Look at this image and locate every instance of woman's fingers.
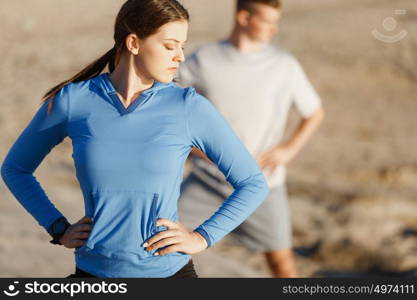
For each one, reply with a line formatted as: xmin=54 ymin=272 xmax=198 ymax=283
xmin=73 ymin=224 xmax=93 ymax=232
xmin=60 ymin=217 xmax=93 ymax=249
xmin=62 ymin=239 xmax=85 ymax=249
xmin=144 ymin=229 xmax=179 ymax=248
xmin=74 ymin=231 xmax=90 ymax=240
xmin=77 ymin=216 xmax=93 ymax=224
xmin=156 ymin=218 xmax=180 ymax=229
xmin=71 ymin=239 xmax=86 ymax=248
xmin=156 ymin=244 xmax=181 ymax=256
xmin=147 ymin=237 xmax=180 ymax=252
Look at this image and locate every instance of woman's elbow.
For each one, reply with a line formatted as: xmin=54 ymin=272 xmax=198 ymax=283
xmin=1 ymin=162 xmax=8 ymax=181
xmin=0 ymin=162 xmax=22 ymax=186
xmin=1 ymin=162 xmax=12 ymax=185
xmin=253 ymin=172 xmax=270 ymax=199
xmin=261 ymin=178 xmax=270 ymax=199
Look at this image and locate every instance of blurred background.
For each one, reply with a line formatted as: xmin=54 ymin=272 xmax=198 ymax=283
xmin=0 ymin=0 xmax=416 ymax=277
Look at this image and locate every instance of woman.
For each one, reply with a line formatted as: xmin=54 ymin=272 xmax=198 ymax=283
xmin=1 ymin=0 xmax=269 ymax=278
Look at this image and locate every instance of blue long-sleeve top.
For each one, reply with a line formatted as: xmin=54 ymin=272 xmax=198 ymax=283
xmin=1 ymin=73 xmax=269 ymax=278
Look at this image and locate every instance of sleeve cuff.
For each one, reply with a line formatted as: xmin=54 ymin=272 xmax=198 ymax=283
xmin=193 ymin=227 xmax=212 ymax=248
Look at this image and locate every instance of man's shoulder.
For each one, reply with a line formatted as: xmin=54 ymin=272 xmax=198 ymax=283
xmin=266 ymin=44 xmax=297 ymax=63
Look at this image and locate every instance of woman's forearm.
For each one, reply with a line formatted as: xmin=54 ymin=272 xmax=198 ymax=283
xmin=194 ymin=171 xmax=269 ymax=247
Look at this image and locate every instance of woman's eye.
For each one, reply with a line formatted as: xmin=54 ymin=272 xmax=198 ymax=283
xmin=165 ymin=45 xmax=175 ymax=50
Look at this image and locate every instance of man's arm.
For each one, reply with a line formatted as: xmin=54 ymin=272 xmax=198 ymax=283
xmin=257 ymin=53 xmax=325 ymax=174
xmin=282 ymin=106 xmax=324 ymax=157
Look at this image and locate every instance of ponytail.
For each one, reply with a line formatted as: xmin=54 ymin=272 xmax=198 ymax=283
xmin=41 ymin=45 xmax=117 ymax=115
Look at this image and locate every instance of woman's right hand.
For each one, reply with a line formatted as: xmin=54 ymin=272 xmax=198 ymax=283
xmin=59 ymin=216 xmax=93 ymax=249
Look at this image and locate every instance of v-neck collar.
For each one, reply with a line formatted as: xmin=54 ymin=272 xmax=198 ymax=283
xmin=99 ymin=72 xmax=166 ymax=116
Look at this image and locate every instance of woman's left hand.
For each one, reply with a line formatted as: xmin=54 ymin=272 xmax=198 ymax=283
xmin=143 ymin=219 xmax=208 ymax=256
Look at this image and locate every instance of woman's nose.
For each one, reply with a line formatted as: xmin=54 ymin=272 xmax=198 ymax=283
xmin=174 ymin=48 xmax=185 ymax=63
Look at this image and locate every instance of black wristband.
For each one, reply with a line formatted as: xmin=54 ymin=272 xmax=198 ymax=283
xmin=47 ymin=217 xmax=71 ymax=245
xmin=49 ymin=236 xmax=63 ymax=245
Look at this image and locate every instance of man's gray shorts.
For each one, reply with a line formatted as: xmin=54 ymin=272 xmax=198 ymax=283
xmin=178 ymin=171 xmax=292 ymax=252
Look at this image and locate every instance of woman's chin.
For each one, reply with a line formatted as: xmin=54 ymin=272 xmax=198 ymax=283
xmin=154 ymin=74 xmax=174 ymax=83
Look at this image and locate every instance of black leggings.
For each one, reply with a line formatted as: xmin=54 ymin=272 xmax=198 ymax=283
xmin=66 ymin=259 xmax=198 ymax=278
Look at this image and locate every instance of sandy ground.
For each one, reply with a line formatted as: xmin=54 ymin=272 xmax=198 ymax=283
xmin=0 ymin=0 xmax=416 ymax=277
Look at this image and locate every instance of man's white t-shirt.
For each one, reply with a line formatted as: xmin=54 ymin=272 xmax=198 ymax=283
xmin=177 ymin=40 xmax=322 ymax=188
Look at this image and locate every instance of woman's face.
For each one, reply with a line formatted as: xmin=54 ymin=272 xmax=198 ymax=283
xmin=133 ymin=20 xmax=188 ymax=83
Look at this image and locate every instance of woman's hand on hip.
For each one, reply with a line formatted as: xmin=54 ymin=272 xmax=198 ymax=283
xmin=59 ymin=216 xmax=93 ymax=249
xmin=144 ymin=219 xmax=208 ymax=256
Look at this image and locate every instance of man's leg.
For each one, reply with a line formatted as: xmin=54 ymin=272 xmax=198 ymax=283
xmin=265 ymin=248 xmax=298 ymax=278
xmin=232 ymin=184 xmax=298 ymax=277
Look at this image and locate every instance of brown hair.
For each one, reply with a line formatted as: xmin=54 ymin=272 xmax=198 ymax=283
xmin=42 ymin=0 xmax=189 ymax=114
xmin=237 ymin=0 xmax=282 ymax=12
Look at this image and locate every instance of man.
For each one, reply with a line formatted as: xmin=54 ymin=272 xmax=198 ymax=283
xmin=177 ymin=0 xmax=324 ymax=277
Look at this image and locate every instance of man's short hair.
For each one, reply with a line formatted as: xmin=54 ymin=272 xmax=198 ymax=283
xmin=237 ymin=0 xmax=282 ymax=12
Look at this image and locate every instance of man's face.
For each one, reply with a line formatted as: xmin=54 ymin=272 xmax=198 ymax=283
xmin=244 ymin=4 xmax=281 ymax=43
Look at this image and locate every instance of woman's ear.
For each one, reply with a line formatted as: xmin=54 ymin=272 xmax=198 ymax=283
xmin=236 ymin=10 xmax=251 ymax=27
xmin=125 ymin=33 xmax=140 ymax=55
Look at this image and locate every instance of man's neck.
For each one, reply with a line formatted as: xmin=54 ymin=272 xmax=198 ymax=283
xmin=227 ymin=27 xmax=267 ymax=54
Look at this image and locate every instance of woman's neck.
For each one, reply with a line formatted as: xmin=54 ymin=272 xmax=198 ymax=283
xmin=108 ymin=55 xmax=154 ymax=107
